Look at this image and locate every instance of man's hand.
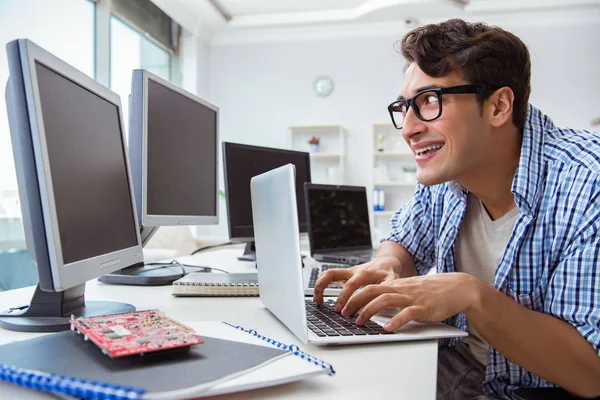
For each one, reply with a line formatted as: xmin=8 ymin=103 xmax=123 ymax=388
xmin=312 ymin=255 xmax=403 ymax=309
xmin=342 ymin=272 xmax=481 ymax=331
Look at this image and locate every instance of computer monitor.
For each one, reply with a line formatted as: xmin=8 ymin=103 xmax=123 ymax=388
xmin=0 ymin=39 xmax=143 ymax=332
xmin=222 ymin=142 xmax=311 ymax=261
xmin=99 ymin=70 xmax=219 ymax=286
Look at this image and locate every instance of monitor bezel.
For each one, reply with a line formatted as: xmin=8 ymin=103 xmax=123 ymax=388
xmin=222 ymin=141 xmax=311 ymax=242
xmin=304 ymin=182 xmax=373 ymax=255
xmin=15 ymin=39 xmax=143 ymax=291
xmin=136 ymin=69 xmax=219 ymax=227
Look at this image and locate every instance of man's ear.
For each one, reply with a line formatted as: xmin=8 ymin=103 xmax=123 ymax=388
xmin=487 ymin=87 xmax=514 ymax=128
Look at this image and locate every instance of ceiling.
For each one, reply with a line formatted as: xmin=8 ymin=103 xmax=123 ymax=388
xmin=214 ymin=0 xmax=370 ymax=17
xmin=150 ymin=0 xmax=600 ymax=45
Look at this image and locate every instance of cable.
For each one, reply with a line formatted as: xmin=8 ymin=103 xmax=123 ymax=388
xmin=142 ymin=260 xmax=187 ymax=275
xmin=190 ymin=241 xmax=235 ymax=255
xmin=142 ymin=260 xmax=231 ymax=275
xmin=191 ymin=266 xmax=231 ymax=274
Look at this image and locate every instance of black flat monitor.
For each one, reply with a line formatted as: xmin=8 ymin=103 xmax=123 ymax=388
xmin=222 ymin=142 xmax=311 ymax=261
xmin=99 ymin=69 xmax=219 ymax=286
xmin=304 ymin=183 xmax=372 ymax=256
xmin=0 ymin=39 xmax=143 ymax=332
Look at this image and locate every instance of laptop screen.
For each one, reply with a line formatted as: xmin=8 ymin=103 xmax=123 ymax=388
xmin=306 ymin=184 xmax=372 ymax=253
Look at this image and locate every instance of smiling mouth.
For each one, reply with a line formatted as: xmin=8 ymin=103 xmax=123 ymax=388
xmin=415 ymin=143 xmax=444 ymax=156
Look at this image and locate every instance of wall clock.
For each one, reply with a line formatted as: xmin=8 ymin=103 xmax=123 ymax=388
xmin=313 ymin=75 xmax=334 ymax=97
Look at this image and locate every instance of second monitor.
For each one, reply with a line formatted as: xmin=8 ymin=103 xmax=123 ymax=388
xmin=222 ymin=142 xmax=311 ymax=261
xmin=99 ymin=69 xmax=219 ymax=285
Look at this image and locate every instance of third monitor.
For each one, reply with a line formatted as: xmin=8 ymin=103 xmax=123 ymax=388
xmin=222 ymin=142 xmax=311 ymax=261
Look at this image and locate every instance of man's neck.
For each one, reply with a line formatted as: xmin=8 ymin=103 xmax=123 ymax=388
xmin=459 ymin=126 xmax=522 ymax=221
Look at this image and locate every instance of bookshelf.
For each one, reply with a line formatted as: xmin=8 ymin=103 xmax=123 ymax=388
xmin=289 ymin=125 xmax=346 ymax=184
xmin=371 ymin=123 xmax=417 ymax=243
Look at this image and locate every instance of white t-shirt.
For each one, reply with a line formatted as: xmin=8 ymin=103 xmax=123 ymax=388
xmin=454 ymin=193 xmax=520 ymax=366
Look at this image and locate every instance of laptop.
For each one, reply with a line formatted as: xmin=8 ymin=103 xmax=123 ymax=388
xmin=250 ymin=164 xmax=467 ymax=345
xmin=301 ymin=260 xmax=346 ymax=297
xmin=304 ymin=183 xmax=377 ymax=265
xmin=301 ymin=183 xmax=376 ymax=295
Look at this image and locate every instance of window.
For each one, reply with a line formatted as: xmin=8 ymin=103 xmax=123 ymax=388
xmin=110 ymin=16 xmax=172 ymax=138
xmin=0 ymin=0 xmax=179 ymax=291
xmin=0 ymin=0 xmax=95 ymax=291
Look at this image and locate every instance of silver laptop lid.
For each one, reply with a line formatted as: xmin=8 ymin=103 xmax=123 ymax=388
xmin=250 ymin=164 xmax=308 ymax=343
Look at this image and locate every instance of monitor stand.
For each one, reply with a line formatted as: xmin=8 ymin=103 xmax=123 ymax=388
xmin=97 ymin=262 xmax=185 ymax=286
xmin=237 ymin=241 xmax=256 ymax=262
xmin=0 ymin=283 xmax=135 ymax=332
xmin=97 ymin=226 xmax=186 ymax=286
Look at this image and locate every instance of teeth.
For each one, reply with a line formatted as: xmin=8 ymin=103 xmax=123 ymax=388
xmin=415 ymin=144 xmax=443 ymax=155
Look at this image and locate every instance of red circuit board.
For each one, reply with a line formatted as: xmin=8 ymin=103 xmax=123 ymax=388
xmin=70 ymin=309 xmax=203 ymax=358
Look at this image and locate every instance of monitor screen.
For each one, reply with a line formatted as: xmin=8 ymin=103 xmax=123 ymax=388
xmin=306 ymin=185 xmax=371 ymax=252
xmin=146 ymin=79 xmax=217 ymax=217
xmin=223 ymin=143 xmax=311 ymax=239
xmin=35 ymin=62 xmax=138 ymax=265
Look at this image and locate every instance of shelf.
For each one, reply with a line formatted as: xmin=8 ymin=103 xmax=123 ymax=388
xmin=372 ymin=123 xmax=414 ymax=235
xmin=373 ymin=151 xmax=413 ymax=157
xmin=290 ymin=124 xmax=346 ymax=184
xmin=290 ymin=125 xmax=344 ymax=133
xmin=374 ymin=181 xmax=416 ymax=187
xmin=373 ymin=123 xmax=395 ymax=129
xmin=309 ymin=152 xmax=343 ymax=159
xmin=373 ymin=211 xmax=396 ymax=217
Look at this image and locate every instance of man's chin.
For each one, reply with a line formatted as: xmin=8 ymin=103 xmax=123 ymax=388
xmin=416 ymin=170 xmax=451 ymax=186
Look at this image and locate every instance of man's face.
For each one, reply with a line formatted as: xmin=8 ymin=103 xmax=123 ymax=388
xmin=400 ymin=64 xmax=489 ymax=186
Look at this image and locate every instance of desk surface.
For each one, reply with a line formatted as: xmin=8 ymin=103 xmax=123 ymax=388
xmin=0 ymin=246 xmax=437 ymax=399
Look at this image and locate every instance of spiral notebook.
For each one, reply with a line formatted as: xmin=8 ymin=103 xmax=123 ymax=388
xmin=172 ymin=272 xmax=259 ymax=297
xmin=0 ymin=321 xmax=334 ymax=400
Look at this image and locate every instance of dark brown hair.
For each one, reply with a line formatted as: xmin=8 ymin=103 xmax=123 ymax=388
xmin=399 ymin=19 xmax=531 ymax=131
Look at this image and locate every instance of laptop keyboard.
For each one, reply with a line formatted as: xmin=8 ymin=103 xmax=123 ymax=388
xmin=305 ymin=299 xmax=392 ymax=337
xmin=307 ymin=264 xmax=351 ymax=289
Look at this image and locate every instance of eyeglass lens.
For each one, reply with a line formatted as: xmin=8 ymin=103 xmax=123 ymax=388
xmin=391 ymin=90 xmax=441 ymax=128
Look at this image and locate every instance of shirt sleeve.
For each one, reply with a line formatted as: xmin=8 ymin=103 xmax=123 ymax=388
xmin=382 ymin=183 xmax=436 ymax=275
xmin=546 ymin=230 xmax=600 ymax=356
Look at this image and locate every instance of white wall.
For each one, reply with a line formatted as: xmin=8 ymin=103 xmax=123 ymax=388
xmin=200 ymin=21 xmax=600 ymax=237
xmin=526 ymin=25 xmax=600 ymax=129
xmin=207 ymin=36 xmax=407 ymax=237
xmin=180 ymin=34 xmax=210 ymax=99
xmin=210 ymin=35 xmax=406 ymax=174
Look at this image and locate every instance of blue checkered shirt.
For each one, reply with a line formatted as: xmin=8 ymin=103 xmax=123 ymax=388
xmin=384 ymin=104 xmax=600 ymax=398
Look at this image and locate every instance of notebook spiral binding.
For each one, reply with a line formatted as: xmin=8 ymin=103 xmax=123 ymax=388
xmin=223 ymin=322 xmax=336 ymax=376
xmin=0 ymin=364 xmax=145 ymax=400
xmin=172 ymin=275 xmax=259 ymax=297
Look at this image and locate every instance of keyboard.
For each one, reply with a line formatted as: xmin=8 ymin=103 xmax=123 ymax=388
xmin=307 ymin=264 xmax=351 ymax=289
xmin=305 ymin=299 xmax=392 ymax=337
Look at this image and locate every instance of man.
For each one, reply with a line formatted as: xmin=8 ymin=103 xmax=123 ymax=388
xmin=313 ymin=19 xmax=600 ymax=399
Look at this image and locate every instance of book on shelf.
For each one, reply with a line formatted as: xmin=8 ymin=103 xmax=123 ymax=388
xmin=0 ymin=320 xmax=334 ymax=399
xmin=172 ymin=272 xmax=259 ymax=297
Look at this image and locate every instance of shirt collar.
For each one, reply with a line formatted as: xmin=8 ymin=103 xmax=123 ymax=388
xmin=511 ymin=104 xmax=555 ymax=217
xmin=448 ymin=180 xmax=467 ymax=202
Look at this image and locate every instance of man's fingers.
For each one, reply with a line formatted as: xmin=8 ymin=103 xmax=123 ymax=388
xmin=334 ymin=269 xmax=382 ymax=311
xmin=353 ymin=292 xmax=411 ymax=325
xmin=342 ymin=284 xmax=393 ymax=317
xmin=312 ymin=268 xmax=353 ymax=304
xmin=384 ymin=306 xmax=425 ymax=331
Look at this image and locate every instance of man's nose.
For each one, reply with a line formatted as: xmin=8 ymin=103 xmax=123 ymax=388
xmin=401 ymin=107 xmax=426 ymax=142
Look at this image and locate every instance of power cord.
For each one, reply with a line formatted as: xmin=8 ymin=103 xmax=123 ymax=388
xmin=143 ymin=260 xmax=231 ymax=275
xmin=190 ymin=241 xmax=236 ymax=255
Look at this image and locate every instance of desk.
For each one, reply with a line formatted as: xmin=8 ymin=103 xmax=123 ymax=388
xmin=0 ymin=246 xmax=438 ymax=399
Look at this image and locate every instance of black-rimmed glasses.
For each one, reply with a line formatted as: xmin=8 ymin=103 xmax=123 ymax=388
xmin=387 ymin=84 xmax=489 ymax=130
